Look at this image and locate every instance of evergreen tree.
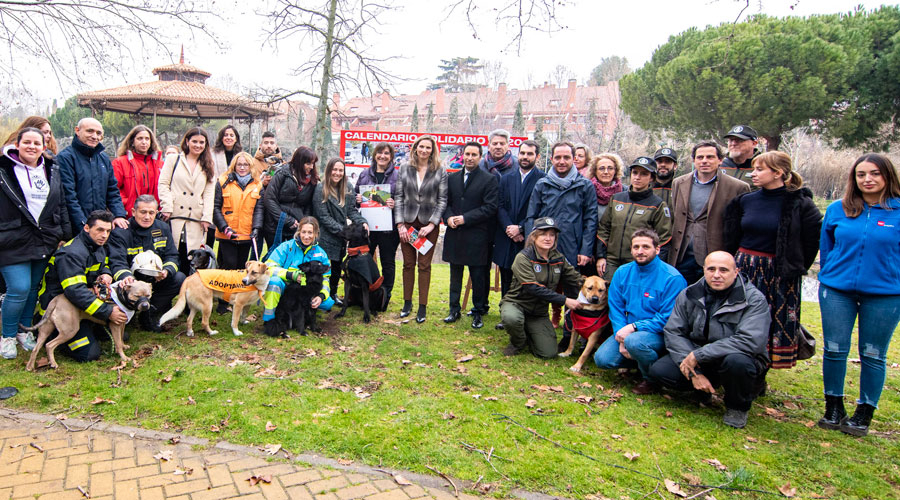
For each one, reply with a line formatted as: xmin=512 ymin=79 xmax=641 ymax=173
xmin=586 ymin=99 xmax=598 ymax=140
xmin=533 ymin=117 xmax=549 ymax=170
xmin=448 ymin=97 xmax=459 ymax=129
xmin=558 ymin=117 xmax=568 ymax=141
xmin=411 ymin=103 xmax=419 ymax=132
xmin=512 ymin=100 xmax=526 ymax=136
xmin=425 ymin=104 xmax=434 ymax=132
xmin=469 ymin=103 xmax=479 ymax=133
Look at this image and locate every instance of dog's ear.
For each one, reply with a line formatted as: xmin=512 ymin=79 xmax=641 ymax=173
xmin=245 ymin=260 xmax=252 ymax=271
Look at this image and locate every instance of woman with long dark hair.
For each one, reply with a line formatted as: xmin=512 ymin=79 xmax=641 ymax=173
xmin=0 ymin=128 xmax=71 ymax=359
xmin=816 ymin=153 xmax=900 ymax=437
xmin=213 ymin=125 xmax=243 ymax=178
xmin=724 ymin=151 xmax=821 ymax=370
xmin=158 ymin=127 xmax=216 ymax=272
xmin=262 ymin=145 xmax=319 ymax=250
xmin=393 ymin=135 xmax=447 ymax=323
xmin=355 ymin=143 xmax=400 ymax=308
xmin=112 ymin=125 xmax=163 ymax=217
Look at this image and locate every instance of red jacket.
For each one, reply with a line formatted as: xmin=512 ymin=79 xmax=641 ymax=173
xmin=112 ymin=151 xmax=163 ymax=216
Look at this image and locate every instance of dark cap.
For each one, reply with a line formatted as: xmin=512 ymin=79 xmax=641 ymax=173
xmin=532 ymin=217 xmax=560 ymax=232
xmin=723 ymin=125 xmax=758 ymax=141
xmin=653 ymin=148 xmax=677 ymax=162
xmin=629 ymin=156 xmax=657 ymax=175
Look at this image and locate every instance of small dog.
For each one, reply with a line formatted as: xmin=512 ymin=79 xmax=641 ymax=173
xmin=335 ymin=223 xmax=385 ymax=323
xmin=559 ymin=276 xmax=612 ymax=373
xmin=158 ymin=261 xmax=269 ymax=337
xmin=264 ymin=260 xmax=329 ymax=337
xmin=187 ymin=245 xmax=217 ymax=274
xmin=24 ymin=281 xmax=153 ymax=371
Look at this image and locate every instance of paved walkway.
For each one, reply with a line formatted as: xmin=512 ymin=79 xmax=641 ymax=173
xmin=0 ymin=409 xmax=553 ymax=500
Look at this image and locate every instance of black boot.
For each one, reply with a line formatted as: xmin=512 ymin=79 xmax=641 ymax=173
xmin=399 ymin=300 xmax=412 ymax=318
xmin=817 ymin=395 xmax=847 ymax=430
xmin=840 ymin=403 xmax=875 ymax=437
xmin=416 ymin=304 xmax=427 ymax=324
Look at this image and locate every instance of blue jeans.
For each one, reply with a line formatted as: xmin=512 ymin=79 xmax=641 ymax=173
xmin=0 ymin=259 xmax=49 ymax=338
xmin=819 ymin=284 xmax=900 ymax=408
xmin=594 ymin=330 xmax=666 ymax=379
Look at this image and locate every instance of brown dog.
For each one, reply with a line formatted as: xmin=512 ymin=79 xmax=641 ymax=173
xmin=24 ymin=281 xmax=153 ymax=371
xmin=158 ymin=261 xmax=269 ymax=337
xmin=559 ymin=276 xmax=612 ymax=373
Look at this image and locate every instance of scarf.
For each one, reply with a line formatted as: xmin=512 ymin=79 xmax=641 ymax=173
xmin=482 ymin=151 xmax=514 ymax=175
xmin=235 ymin=171 xmax=253 ymax=188
xmin=592 ymin=177 xmax=622 ymax=206
xmin=545 ymin=165 xmax=579 ymax=190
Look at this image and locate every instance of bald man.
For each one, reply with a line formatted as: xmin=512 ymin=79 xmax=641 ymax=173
xmin=649 ymin=251 xmax=771 ymax=429
xmin=57 ymin=117 xmax=128 ymax=230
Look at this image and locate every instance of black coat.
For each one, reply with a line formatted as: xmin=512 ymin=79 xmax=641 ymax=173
xmin=724 ymin=187 xmax=822 ymax=280
xmin=441 ymin=167 xmax=499 ymax=266
xmin=493 ymin=167 xmax=544 ymax=269
xmin=262 ymin=167 xmax=315 ymax=238
xmin=0 ymin=153 xmax=72 ymax=264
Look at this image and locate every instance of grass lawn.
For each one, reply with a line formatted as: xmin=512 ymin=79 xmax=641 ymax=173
xmin=1 ymin=264 xmax=897 ymax=499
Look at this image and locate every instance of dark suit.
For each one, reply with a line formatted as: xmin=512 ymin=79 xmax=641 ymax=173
xmin=442 ymin=167 xmax=499 ymax=315
xmin=493 ymin=167 xmax=544 ymax=294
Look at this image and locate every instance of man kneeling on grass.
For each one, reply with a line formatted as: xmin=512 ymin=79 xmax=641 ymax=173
xmin=648 ymin=251 xmax=770 ymax=429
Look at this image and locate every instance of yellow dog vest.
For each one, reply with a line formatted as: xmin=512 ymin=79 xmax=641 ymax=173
xmin=196 ymin=269 xmax=257 ymax=302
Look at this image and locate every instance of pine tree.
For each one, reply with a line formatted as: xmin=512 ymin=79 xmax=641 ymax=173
xmin=468 ymin=103 xmax=479 ymax=133
xmin=448 ymin=97 xmax=459 ymax=128
xmin=534 ymin=117 xmax=549 ymax=170
xmin=425 ymin=104 xmax=434 ymax=132
xmin=558 ymin=117 xmax=568 ymax=141
xmin=586 ymin=99 xmax=597 ymax=140
xmin=512 ymin=100 xmax=525 ymax=136
xmin=411 ymin=103 xmax=419 ymax=132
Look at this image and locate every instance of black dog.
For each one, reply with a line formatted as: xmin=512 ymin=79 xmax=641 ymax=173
xmin=264 ymin=260 xmax=329 ymax=337
xmin=335 ymin=223 xmax=386 ymax=323
xmin=187 ymin=244 xmax=217 ymax=274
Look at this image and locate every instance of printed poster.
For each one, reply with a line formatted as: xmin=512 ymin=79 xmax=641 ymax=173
xmin=358 ymin=184 xmax=392 ymax=231
xmin=406 ymin=226 xmax=433 ymax=255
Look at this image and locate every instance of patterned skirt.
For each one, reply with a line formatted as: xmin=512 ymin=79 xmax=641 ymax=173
xmin=736 ymin=249 xmax=802 ymax=369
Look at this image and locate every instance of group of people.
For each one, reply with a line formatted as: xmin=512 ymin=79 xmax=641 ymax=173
xmin=0 ymin=116 xmax=897 ymax=435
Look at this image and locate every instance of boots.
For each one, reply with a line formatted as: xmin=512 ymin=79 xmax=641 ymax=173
xmin=840 ymin=403 xmax=875 ymax=437
xmin=817 ymin=395 xmax=846 ymax=430
xmin=399 ymin=300 xmax=412 ymax=318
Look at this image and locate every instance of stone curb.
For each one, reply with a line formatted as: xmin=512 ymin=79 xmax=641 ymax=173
xmin=0 ymin=407 xmax=566 ymax=500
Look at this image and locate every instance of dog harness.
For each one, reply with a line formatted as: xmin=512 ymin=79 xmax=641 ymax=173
xmin=344 ymin=249 xmax=384 ymax=292
xmin=109 ymin=281 xmax=138 ymax=324
xmin=564 ymin=292 xmax=610 ymax=340
xmin=346 ymin=245 xmax=369 ymax=257
xmin=196 ymin=269 xmax=258 ymax=302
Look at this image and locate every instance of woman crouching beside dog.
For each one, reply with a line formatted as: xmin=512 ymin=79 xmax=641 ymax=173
xmin=262 ymin=217 xmax=334 ymax=328
xmin=499 ymin=217 xmax=583 ymax=358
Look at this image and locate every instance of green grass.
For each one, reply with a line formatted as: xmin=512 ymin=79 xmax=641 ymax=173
xmin=2 ymin=264 xmax=898 ymax=499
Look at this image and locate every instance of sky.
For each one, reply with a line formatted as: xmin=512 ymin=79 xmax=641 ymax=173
xmin=11 ymin=0 xmax=880 ymax=108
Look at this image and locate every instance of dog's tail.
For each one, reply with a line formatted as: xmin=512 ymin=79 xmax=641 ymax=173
xmin=19 ymin=299 xmax=56 ymax=332
xmin=158 ymin=282 xmax=189 ymax=326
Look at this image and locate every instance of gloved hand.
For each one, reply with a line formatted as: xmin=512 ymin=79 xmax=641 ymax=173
xmin=250 ymin=228 xmax=259 ymax=240
xmin=224 ymin=227 xmax=238 ymax=239
xmin=286 ymin=271 xmax=304 ymax=283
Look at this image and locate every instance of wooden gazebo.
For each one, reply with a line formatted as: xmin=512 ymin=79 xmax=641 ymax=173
xmin=76 ymin=49 xmax=279 ymax=134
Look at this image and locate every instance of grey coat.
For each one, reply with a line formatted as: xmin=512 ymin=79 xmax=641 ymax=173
xmin=312 ymin=183 xmax=366 ymax=261
xmin=393 ymin=163 xmax=448 ymax=226
xmin=663 ymin=275 xmax=771 ymax=367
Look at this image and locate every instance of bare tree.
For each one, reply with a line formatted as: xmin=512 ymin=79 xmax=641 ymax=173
xmin=548 ymin=64 xmax=575 ymax=88
xmin=443 ymin=0 xmax=569 ymax=54
xmin=0 ymin=0 xmax=221 ymax=95
xmin=480 ymin=59 xmax=509 ymax=89
xmin=262 ymin=0 xmax=400 ymax=160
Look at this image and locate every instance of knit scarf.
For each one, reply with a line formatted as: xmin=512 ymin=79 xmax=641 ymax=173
xmin=545 ymin=165 xmax=579 ymax=190
xmin=483 ymin=151 xmax=514 ymax=176
xmin=592 ymin=177 xmax=623 ymax=206
xmin=235 ymin=172 xmax=252 ymax=188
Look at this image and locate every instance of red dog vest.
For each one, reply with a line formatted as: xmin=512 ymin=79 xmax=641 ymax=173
xmin=565 ymin=308 xmax=611 ymax=340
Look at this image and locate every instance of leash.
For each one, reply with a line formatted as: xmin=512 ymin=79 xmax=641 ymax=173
xmin=251 ymin=237 xmax=260 ymax=261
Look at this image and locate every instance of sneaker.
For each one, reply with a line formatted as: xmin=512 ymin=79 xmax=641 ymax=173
xmin=16 ymin=330 xmax=36 ymax=351
xmin=0 ymin=337 xmax=17 ymax=360
xmin=723 ymin=409 xmax=749 ymax=429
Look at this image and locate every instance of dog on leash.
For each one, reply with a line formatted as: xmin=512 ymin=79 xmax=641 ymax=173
xmin=559 ymin=276 xmax=612 ymax=373
xmin=24 ymin=281 xmax=153 ymax=371
xmin=187 ymin=245 xmax=217 ymax=274
xmin=335 ymin=223 xmax=385 ymax=323
xmin=158 ymin=261 xmax=269 ymax=337
xmin=264 ymin=260 xmax=329 ymax=337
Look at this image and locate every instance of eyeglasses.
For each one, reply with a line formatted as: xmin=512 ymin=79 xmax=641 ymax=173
xmin=236 ymin=163 xmax=252 ymax=168
xmin=596 ymin=166 xmax=616 ymax=172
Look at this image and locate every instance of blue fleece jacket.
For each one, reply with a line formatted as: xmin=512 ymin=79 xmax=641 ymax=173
xmin=608 ymin=255 xmax=687 ymax=334
xmin=818 ymin=198 xmax=900 ymax=295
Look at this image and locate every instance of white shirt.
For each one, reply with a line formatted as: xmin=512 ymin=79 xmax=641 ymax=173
xmin=13 ymin=163 xmax=49 ymax=223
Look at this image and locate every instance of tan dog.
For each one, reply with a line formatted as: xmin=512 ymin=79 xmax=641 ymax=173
xmin=24 ymin=281 xmax=153 ymax=371
xmin=158 ymin=261 xmax=269 ymax=337
xmin=559 ymin=276 xmax=612 ymax=373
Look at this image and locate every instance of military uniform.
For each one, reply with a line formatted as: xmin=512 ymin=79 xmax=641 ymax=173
xmin=720 ymin=125 xmax=761 ymax=190
xmin=651 ymin=147 xmax=678 ymax=208
xmin=596 ymin=188 xmax=672 ymax=279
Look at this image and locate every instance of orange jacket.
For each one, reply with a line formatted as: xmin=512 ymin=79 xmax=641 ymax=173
xmin=213 ymin=173 xmax=263 ymax=241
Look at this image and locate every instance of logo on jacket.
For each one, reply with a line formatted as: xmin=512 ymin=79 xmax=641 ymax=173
xmin=615 ymin=204 xmax=624 ymax=211
xmin=664 ymin=207 xmax=671 ymax=217
xmin=644 ymin=292 xmax=651 ymax=298
xmin=534 ymin=264 xmax=542 ymax=272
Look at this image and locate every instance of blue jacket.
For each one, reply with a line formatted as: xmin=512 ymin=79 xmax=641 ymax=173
xmin=493 ymin=167 xmax=544 ymax=268
xmin=819 ymin=198 xmax=900 ymax=295
xmin=264 ymin=238 xmax=332 ymax=300
xmin=525 ymin=172 xmax=598 ymax=266
xmin=56 ymin=136 xmax=127 ymax=229
xmin=608 ymin=256 xmax=687 ymax=335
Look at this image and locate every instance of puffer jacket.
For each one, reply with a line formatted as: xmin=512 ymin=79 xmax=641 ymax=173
xmin=596 ymin=188 xmax=672 ymax=265
xmin=265 ymin=238 xmax=331 ymax=301
xmin=525 ymin=171 xmax=598 ymax=266
xmin=56 ymin=135 xmax=127 ymax=229
xmin=607 ymin=256 xmax=686 ymax=335
xmin=663 ymin=275 xmax=771 ymax=367
xmin=0 ymin=148 xmax=72 ymax=264
xmin=38 ymin=230 xmax=113 ymax=320
xmin=213 ymin=173 xmax=264 ymax=241
xmin=500 ymin=246 xmax=583 ymax=316
xmin=112 ymin=151 xmax=163 ymax=217
xmin=723 ymin=187 xmax=822 ymax=280
xmin=263 ymin=167 xmax=315 ymax=239
xmin=312 ymin=183 xmax=366 ymax=261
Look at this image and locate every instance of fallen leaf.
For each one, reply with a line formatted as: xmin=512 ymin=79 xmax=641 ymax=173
xmin=56 ymin=414 xmax=68 ymax=421
xmin=393 ymin=474 xmax=413 ymax=486
xmin=338 ymin=458 xmax=353 ymax=465
xmin=456 ymin=354 xmax=474 ymax=363
xmin=664 ymin=479 xmax=687 ymax=498
xmin=265 ymin=421 xmax=277 ymax=432
xmin=186 ymin=396 xmax=196 ymax=405
xmin=549 ymin=385 xmax=564 ymax=392
xmin=153 ymin=450 xmax=173 ymax=461
xmin=441 ymin=411 xmax=456 ymax=420
xmin=401 ymin=359 xmax=412 ymax=365
xmin=247 ymin=474 xmax=272 ymax=486
xmin=263 ymin=444 xmax=282 ymax=455
xmin=764 ymin=407 xmax=785 ymax=418
xmin=804 ymin=420 xmax=816 ymax=428
xmin=210 ymin=425 xmax=220 ymax=432
xmin=681 ymin=473 xmax=701 ymax=485
xmin=580 ymin=381 xmax=593 ymax=388
xmin=484 ymin=396 xmax=498 ymax=401
xmin=819 ymin=442 xmax=832 ymax=448
xmin=90 ymin=397 xmax=115 ymax=405
xmin=37 ymin=382 xmax=49 ymax=388
xmin=778 ymin=482 xmax=797 ymax=497
xmin=665 ymin=411 xmax=673 ymax=418
xmin=161 ymin=375 xmax=172 ymax=383
xmin=783 ymin=401 xmax=800 ymax=410
xmin=574 ymin=395 xmax=593 ymax=404
xmin=704 ymin=496 xmax=718 ymax=500
xmin=746 ymin=436 xmax=758 ymax=443
xmin=623 ymin=452 xmax=639 ymax=461
xmin=174 ymin=467 xmax=193 ymax=475
xmin=610 ymin=434 xmax=622 ymax=440
xmin=169 ymin=437 xmax=180 ymax=445
xmin=766 ymin=439 xmax=779 ymax=444
xmin=702 ymin=458 xmax=727 ymax=471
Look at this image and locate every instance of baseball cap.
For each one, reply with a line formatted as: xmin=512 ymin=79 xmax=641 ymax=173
xmin=723 ymin=125 xmax=758 ymax=141
xmin=653 ymin=148 xmax=677 ymax=162
xmin=629 ymin=156 xmax=658 ymax=175
xmin=532 ymin=217 xmax=560 ymax=232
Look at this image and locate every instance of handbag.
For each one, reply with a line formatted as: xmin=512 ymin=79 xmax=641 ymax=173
xmin=797 ymin=325 xmax=816 ymax=360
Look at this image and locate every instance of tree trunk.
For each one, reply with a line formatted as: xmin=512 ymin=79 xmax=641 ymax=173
xmin=764 ymin=135 xmax=782 ymax=151
xmin=311 ymin=0 xmax=338 ymax=166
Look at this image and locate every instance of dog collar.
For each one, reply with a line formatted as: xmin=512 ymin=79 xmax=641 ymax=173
xmin=347 ymin=245 xmax=370 ymax=257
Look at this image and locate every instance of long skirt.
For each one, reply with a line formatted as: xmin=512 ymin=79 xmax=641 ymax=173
xmin=736 ymin=249 xmax=802 ymax=369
